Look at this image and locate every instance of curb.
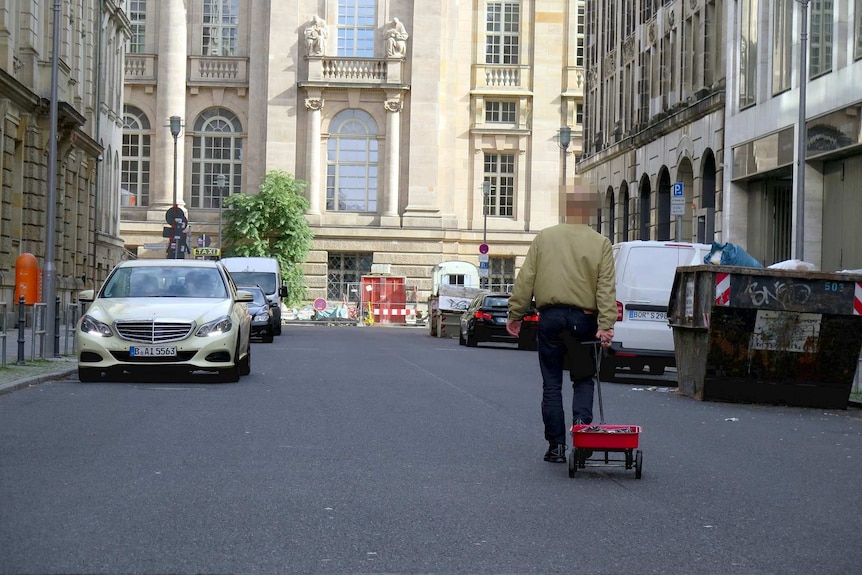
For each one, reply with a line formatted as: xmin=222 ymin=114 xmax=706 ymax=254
xmin=0 ymin=366 xmax=78 ymax=396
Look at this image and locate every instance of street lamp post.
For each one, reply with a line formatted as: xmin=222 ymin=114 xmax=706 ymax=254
xmin=169 ymin=115 xmax=183 ymax=258
xmin=216 ymin=173 xmax=227 ymax=252
xmin=558 ymin=125 xmax=572 ymax=201
xmin=795 ymin=0 xmax=809 ymax=261
xmin=481 ymin=181 xmax=491 ymax=289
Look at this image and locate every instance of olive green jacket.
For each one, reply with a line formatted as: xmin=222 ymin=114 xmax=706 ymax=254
xmin=508 ymin=223 xmax=617 ymax=330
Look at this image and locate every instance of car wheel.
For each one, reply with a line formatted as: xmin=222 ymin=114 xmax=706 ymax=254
xmin=239 ymin=340 xmax=252 ymax=376
xmin=78 ymin=367 xmax=100 ymax=382
xmin=465 ymin=332 xmax=477 ymax=347
xmin=459 ymin=330 xmax=466 ymax=345
xmin=274 ymin=318 xmax=282 ymax=336
xmin=263 ymin=332 xmax=274 ymax=343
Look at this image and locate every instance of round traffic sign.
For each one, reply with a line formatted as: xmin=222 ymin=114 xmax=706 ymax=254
xmin=479 ymin=243 xmax=489 ymax=254
xmin=165 ymin=206 xmax=185 ymax=224
xmin=313 ymin=298 xmax=327 ymax=311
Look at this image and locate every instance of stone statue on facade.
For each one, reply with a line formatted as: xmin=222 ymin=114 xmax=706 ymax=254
xmin=304 ymin=15 xmax=328 ymax=56
xmin=383 ymin=17 xmax=409 ymax=58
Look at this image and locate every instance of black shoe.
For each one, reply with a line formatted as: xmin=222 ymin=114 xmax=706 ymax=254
xmin=543 ymin=442 xmax=567 ymax=463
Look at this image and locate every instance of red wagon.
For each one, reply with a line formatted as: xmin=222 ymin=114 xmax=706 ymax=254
xmin=567 ymin=342 xmax=643 ymax=479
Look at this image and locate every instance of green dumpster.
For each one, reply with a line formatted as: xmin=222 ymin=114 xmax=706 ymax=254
xmin=667 ymin=265 xmax=862 ymax=408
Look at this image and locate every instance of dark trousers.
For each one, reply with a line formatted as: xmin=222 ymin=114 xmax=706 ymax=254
xmin=536 ymin=306 xmax=599 ymax=445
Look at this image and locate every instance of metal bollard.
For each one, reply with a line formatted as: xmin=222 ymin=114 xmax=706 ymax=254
xmin=17 ymin=295 xmax=25 ymax=365
xmin=54 ymin=296 xmax=61 ymax=358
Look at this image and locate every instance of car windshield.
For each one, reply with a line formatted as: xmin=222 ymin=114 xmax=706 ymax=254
xmin=100 ymin=266 xmax=227 ymax=299
xmin=228 ymin=272 xmax=276 ymax=294
xmin=239 ymin=286 xmax=267 ymax=305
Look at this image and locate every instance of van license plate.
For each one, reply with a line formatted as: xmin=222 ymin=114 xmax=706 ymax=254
xmin=130 ymin=346 xmax=177 ymax=357
xmin=628 ymin=310 xmax=666 ymax=321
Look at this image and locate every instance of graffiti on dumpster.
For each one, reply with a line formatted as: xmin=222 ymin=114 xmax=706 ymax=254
xmin=731 ymin=276 xmax=856 ymax=314
xmin=442 ymin=297 xmax=471 ymax=311
xmin=750 ymin=310 xmax=821 ymax=353
xmin=742 ymin=279 xmax=812 ymax=309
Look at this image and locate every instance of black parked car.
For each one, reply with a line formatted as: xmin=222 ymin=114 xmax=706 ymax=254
xmin=238 ymin=285 xmax=276 ymax=343
xmin=458 ymin=292 xmax=538 ymax=351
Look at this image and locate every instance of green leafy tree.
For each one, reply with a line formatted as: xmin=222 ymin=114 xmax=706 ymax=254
xmin=222 ymin=170 xmax=313 ymax=306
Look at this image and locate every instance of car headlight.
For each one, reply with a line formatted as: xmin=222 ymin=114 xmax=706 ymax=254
xmin=254 ymin=312 xmax=270 ymax=322
xmin=196 ymin=316 xmax=233 ymax=337
xmin=80 ymin=315 xmax=113 ymax=337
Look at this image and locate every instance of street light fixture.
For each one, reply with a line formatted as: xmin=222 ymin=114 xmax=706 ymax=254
xmin=216 ymin=173 xmax=227 ymax=252
xmin=169 ymin=115 xmax=184 ymax=258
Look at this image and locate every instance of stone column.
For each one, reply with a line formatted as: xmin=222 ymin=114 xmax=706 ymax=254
xmin=304 ymin=97 xmax=324 ymax=214
xmin=152 ymin=0 xmax=187 ymax=213
xmin=383 ymin=98 xmax=402 ymax=221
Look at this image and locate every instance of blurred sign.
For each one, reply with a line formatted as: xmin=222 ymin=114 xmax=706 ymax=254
xmin=479 ymin=243 xmax=489 ymax=254
xmin=313 ymin=298 xmax=327 ymax=311
xmin=193 ymin=247 xmax=220 ymax=257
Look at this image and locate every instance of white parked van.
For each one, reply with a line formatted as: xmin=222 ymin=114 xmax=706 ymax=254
xmin=603 ymin=240 xmax=712 ymax=382
xmin=221 ymin=257 xmax=288 ymax=335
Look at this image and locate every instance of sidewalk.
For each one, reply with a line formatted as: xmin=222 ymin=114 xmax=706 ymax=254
xmin=0 ymin=325 xmax=78 ymax=396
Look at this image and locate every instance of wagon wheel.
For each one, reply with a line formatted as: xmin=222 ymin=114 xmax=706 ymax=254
xmin=567 ymin=449 xmax=576 ymax=478
xmin=635 ymin=449 xmax=643 ymax=479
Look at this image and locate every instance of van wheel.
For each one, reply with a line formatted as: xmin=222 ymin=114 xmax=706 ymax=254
xmin=599 ymin=357 xmax=619 ymax=382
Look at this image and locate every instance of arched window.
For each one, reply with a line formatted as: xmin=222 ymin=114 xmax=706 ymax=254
xmin=121 ymin=106 xmax=151 ymax=207
xmin=191 ymin=108 xmax=243 ymax=209
xmin=326 ymin=109 xmax=379 ymax=212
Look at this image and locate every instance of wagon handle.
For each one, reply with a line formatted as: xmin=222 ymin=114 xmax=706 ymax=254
xmin=582 ymin=340 xmax=606 ymax=425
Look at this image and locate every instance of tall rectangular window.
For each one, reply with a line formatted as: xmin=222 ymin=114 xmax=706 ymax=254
xmin=202 ymin=0 xmax=239 ymax=56
xmin=576 ymin=3 xmax=585 ymax=67
xmin=772 ymin=0 xmax=793 ymax=94
xmin=485 ymin=101 xmax=516 ymax=123
xmin=127 ymin=0 xmax=147 ymax=54
xmin=739 ymin=0 xmax=758 ymax=108
xmin=483 ymin=154 xmax=515 ymax=217
xmin=576 ymin=103 xmax=584 ymax=125
xmin=810 ymin=0 xmax=833 ymax=77
xmin=856 ymin=0 xmax=862 ymax=59
xmin=486 ymin=2 xmax=520 ymax=65
xmin=327 ymin=253 xmax=372 ymax=300
xmin=489 ymin=257 xmax=515 ymax=291
xmin=338 ymin=0 xmax=375 ymax=57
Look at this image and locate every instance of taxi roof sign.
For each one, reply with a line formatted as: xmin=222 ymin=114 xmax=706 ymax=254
xmin=193 ymin=247 xmax=221 ymax=258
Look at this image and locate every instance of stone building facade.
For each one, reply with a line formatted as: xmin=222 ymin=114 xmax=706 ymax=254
xmin=0 ymin=1 xmax=129 ymax=318
xmin=577 ymin=0 xmax=862 ymax=272
xmin=120 ymin=0 xmax=587 ymax=302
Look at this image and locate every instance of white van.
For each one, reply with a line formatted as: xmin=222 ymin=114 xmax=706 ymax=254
xmin=221 ymin=257 xmax=288 ymax=335
xmin=603 ymin=240 xmax=712 ymax=381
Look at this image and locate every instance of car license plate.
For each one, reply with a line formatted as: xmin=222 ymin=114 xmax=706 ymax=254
xmin=628 ymin=310 xmax=666 ymax=321
xmin=129 ymin=346 xmax=177 ymax=357
xmin=496 ymin=317 xmax=508 ymax=324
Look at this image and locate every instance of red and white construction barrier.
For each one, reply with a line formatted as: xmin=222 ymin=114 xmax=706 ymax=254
xmin=715 ymin=272 xmax=730 ymax=306
xmin=854 ymin=282 xmax=862 ymax=315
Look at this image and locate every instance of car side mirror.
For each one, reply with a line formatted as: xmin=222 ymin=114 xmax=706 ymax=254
xmin=235 ymin=289 xmax=254 ymax=303
xmin=79 ymin=289 xmax=95 ymax=302
xmin=279 ymin=285 xmax=288 ymax=298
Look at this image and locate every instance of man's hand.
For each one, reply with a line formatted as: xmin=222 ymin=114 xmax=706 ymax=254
xmin=506 ymin=318 xmax=522 ymax=337
xmin=596 ymin=328 xmax=614 ymax=347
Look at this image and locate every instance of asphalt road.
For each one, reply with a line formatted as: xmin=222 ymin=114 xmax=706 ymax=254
xmin=1 ymin=325 xmax=861 ymax=575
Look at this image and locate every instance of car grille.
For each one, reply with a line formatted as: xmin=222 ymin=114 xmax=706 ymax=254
xmin=115 ymin=321 xmax=194 ymax=343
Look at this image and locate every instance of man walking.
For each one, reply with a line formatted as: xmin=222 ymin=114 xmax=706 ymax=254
xmin=507 ymin=195 xmax=616 ymax=463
